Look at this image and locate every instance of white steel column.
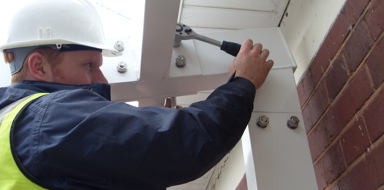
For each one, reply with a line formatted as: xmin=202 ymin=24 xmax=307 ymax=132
xmin=242 ymin=68 xmax=317 ymax=190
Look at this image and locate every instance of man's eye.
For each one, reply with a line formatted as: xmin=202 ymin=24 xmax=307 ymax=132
xmin=85 ymin=63 xmax=92 ymax=69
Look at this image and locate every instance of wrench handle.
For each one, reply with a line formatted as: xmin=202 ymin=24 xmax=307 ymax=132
xmin=221 ymin=41 xmax=241 ymax=57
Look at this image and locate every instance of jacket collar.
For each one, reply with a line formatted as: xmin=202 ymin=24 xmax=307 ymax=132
xmin=10 ymin=80 xmax=111 ymax=100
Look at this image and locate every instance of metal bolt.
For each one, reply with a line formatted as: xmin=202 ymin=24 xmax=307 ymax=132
xmin=257 ymin=115 xmax=269 ymax=128
xmin=117 ymin=61 xmax=127 ymax=73
xmin=114 ymin=40 xmax=124 ymax=52
xmin=287 ymin=116 xmax=300 ymax=129
xmin=176 ymin=55 xmax=186 ymax=67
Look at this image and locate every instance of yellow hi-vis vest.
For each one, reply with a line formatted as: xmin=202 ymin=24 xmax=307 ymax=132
xmin=0 ymin=93 xmax=48 ymax=190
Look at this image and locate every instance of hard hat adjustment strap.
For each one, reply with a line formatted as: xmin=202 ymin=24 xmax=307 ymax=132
xmin=57 ymin=44 xmax=102 ymax=52
xmin=6 ymin=44 xmax=101 ymax=75
xmin=6 ymin=47 xmax=37 ymax=75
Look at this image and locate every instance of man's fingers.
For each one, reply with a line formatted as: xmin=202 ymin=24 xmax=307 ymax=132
xmin=239 ymin=39 xmax=254 ymax=54
xmin=239 ymin=40 xmax=269 ymax=58
xmin=251 ymin=43 xmax=263 ymax=53
xmin=266 ymin=59 xmax=274 ymax=69
xmin=164 ymin=97 xmax=171 ymax=108
xmin=164 ymin=97 xmax=183 ymax=109
xmin=259 ymin=49 xmax=270 ymax=60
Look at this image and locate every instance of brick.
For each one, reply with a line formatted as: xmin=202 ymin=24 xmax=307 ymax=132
xmin=308 ymin=82 xmax=329 ymax=124
xmin=236 ymin=174 xmax=247 ymax=190
xmin=331 ymin=184 xmax=341 ymax=190
xmin=338 ymin=139 xmax=384 ymax=190
xmin=366 ymin=36 xmax=384 ymax=88
xmin=343 ymin=22 xmax=373 ymax=73
xmin=297 ymin=80 xmax=306 ymax=108
xmin=308 ymin=119 xmax=330 ymax=161
xmin=314 ymin=162 xmax=327 ymax=190
xmin=327 ymin=66 xmax=373 ymax=140
xmin=340 ymin=118 xmax=370 ymax=165
xmin=325 ymin=55 xmax=349 ymax=102
xmin=297 ymin=70 xmax=315 ymax=107
xmin=323 ymin=13 xmax=351 ymax=60
xmin=343 ymin=0 xmax=370 ymax=27
xmin=310 ymin=45 xmax=331 ymax=85
xmin=302 ymin=105 xmax=313 ymax=134
xmin=325 ymin=115 xmax=346 ymax=141
xmin=365 ymin=0 xmax=384 ymax=40
xmin=319 ymin=144 xmax=346 ymax=184
xmin=363 ymin=87 xmax=384 ymax=142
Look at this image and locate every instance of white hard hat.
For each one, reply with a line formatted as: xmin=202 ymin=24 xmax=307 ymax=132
xmin=0 ymin=0 xmax=119 ymax=56
xmin=1 ymin=0 xmax=121 ymax=74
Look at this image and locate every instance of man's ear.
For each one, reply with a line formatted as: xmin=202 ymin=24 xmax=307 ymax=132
xmin=27 ymin=52 xmax=52 ymax=81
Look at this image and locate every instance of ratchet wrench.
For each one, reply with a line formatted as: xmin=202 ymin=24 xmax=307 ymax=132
xmin=174 ymin=23 xmax=242 ymax=57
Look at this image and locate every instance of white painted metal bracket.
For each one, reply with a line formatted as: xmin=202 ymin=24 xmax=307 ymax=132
xmin=109 ymin=27 xmax=299 ymax=106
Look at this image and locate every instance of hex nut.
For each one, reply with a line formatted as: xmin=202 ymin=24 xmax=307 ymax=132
xmin=257 ymin=115 xmax=269 ymax=128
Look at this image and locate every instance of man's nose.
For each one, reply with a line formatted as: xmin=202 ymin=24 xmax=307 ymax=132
xmin=93 ymin=69 xmax=109 ymax=84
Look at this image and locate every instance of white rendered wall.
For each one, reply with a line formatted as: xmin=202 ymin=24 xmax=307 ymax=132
xmin=205 ymin=141 xmax=245 ymax=190
xmin=279 ymin=0 xmax=346 ymax=83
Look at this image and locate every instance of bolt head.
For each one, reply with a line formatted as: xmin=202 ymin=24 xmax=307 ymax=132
xmin=287 ymin=116 xmax=300 ymax=129
xmin=257 ymin=115 xmax=269 ymax=128
xmin=176 ymin=55 xmax=186 ymax=67
xmin=117 ymin=61 xmax=128 ymax=73
xmin=114 ymin=41 xmax=125 ymax=52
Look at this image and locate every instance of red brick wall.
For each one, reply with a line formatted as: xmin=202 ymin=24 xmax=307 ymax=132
xmin=297 ymin=0 xmax=384 ymax=189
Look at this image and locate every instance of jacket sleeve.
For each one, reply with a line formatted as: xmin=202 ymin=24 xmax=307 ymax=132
xmin=21 ymin=77 xmax=256 ymax=189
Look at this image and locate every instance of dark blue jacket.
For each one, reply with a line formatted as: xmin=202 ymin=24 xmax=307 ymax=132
xmin=0 ymin=77 xmax=255 ymax=190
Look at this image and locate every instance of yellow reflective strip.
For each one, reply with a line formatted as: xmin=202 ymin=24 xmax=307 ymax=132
xmin=0 ymin=93 xmax=49 ymax=190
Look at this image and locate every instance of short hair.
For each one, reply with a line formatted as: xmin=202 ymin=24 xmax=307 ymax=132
xmin=3 ymin=47 xmax=63 ymax=84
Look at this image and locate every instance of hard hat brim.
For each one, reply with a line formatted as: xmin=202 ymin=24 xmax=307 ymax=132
xmin=0 ymin=39 xmax=121 ymax=57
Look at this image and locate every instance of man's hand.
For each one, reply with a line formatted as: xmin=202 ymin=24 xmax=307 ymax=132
xmin=164 ymin=97 xmax=183 ymax=109
xmin=229 ymin=39 xmax=274 ymax=89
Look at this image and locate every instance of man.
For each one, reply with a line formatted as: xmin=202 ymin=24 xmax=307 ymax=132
xmin=0 ymin=0 xmax=273 ymax=189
